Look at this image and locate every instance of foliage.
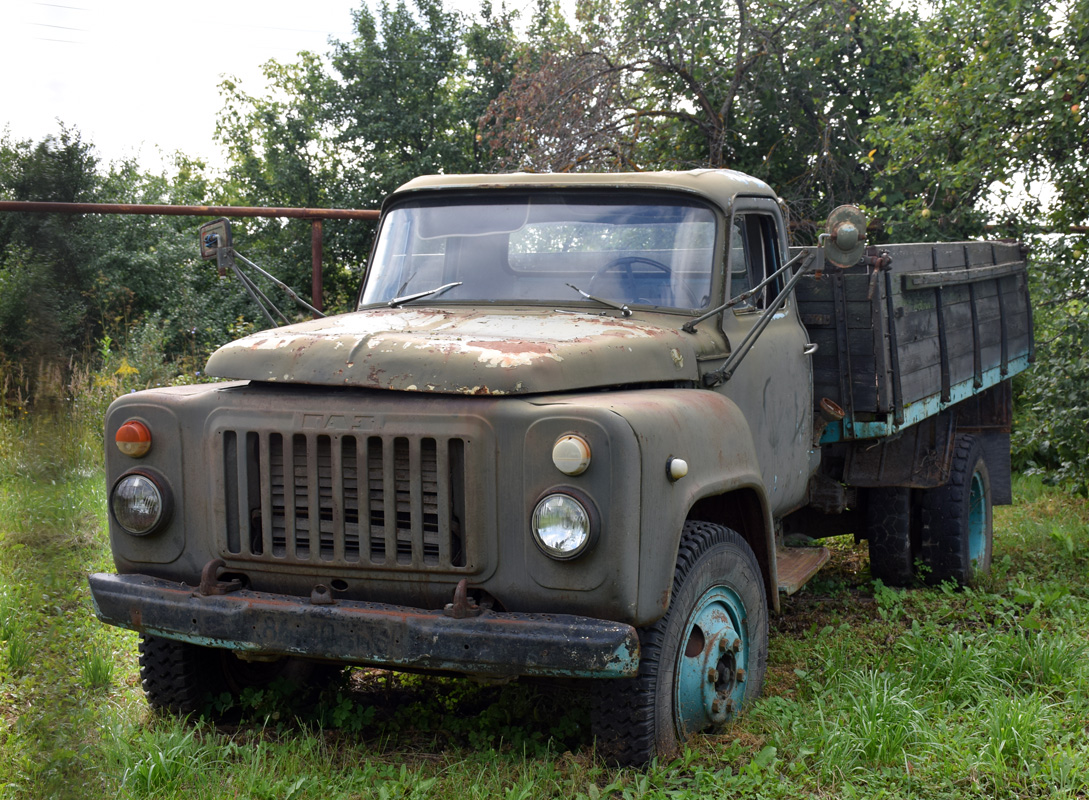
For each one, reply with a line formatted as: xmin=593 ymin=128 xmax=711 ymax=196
xmin=330 ymin=0 xmax=482 ymax=194
xmin=864 ymin=0 xmax=1088 ymax=241
xmin=0 ymin=128 xmax=103 ymax=372
xmin=214 ymin=0 xmax=520 ymax=308
xmin=0 ymin=130 xmax=249 ymax=409
xmin=481 ymin=0 xmax=924 ymax=236
xmin=862 ymin=0 xmax=1089 ymax=491
xmin=1014 ymin=241 xmax=1089 ymax=495
xmin=215 ymin=53 xmax=356 ymax=304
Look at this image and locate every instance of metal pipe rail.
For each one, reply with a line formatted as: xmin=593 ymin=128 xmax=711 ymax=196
xmin=0 ymin=200 xmax=381 ymax=313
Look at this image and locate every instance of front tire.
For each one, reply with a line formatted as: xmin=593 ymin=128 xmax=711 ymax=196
xmin=918 ymin=434 xmax=993 ymax=586
xmin=139 ymin=635 xmax=325 ymax=714
xmin=591 ymin=521 xmax=769 ymax=766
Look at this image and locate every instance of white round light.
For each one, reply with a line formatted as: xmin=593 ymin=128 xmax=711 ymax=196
xmin=532 ymin=494 xmax=592 ymax=559
xmin=111 ymin=474 xmax=166 ymax=535
xmin=668 ymin=457 xmax=689 ymax=481
xmin=552 ymin=435 xmax=591 ymax=476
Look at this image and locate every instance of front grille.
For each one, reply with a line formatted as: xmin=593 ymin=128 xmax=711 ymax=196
xmin=221 ymin=430 xmax=468 ymax=570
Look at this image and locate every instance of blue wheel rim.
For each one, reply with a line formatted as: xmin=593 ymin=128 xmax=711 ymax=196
xmin=967 ymin=469 xmax=986 ymax=569
xmin=673 ymin=585 xmax=748 ymax=737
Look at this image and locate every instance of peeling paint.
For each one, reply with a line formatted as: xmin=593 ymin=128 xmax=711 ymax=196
xmin=89 ymin=572 xmax=641 ymax=679
xmin=205 ymin=307 xmax=703 ymax=395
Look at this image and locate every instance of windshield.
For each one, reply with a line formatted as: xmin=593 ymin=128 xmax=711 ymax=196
xmin=359 ymin=192 xmax=717 ymax=311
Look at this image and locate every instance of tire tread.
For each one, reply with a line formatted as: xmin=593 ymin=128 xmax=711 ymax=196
xmin=591 ymin=521 xmax=766 ymax=766
xmin=866 ymin=486 xmax=916 ymax=586
xmin=919 ymin=434 xmax=991 ymax=585
xmin=139 ymin=634 xmax=221 ymax=714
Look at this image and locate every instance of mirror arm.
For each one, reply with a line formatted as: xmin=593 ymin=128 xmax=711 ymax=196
xmin=683 ymin=249 xmax=812 ymax=334
xmin=701 ymin=249 xmax=819 ymax=387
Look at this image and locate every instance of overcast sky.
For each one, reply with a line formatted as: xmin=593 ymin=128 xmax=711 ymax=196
xmin=0 ymin=0 xmax=514 ymax=172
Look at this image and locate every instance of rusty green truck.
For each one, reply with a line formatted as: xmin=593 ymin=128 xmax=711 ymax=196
xmin=90 ymin=170 xmax=1033 ymax=765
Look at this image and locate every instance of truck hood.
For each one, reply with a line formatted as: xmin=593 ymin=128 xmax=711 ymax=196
xmin=204 ymin=308 xmax=706 ymax=395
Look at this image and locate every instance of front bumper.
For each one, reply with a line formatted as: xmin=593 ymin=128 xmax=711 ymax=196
xmin=88 ymin=573 xmax=640 ymax=679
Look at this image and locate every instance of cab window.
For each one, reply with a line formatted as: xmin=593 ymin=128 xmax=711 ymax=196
xmin=728 ymin=213 xmax=783 ymax=310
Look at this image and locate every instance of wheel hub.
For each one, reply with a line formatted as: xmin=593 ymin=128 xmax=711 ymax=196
xmin=673 ymin=585 xmax=748 ymax=737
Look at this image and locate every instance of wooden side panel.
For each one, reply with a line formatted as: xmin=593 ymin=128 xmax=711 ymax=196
xmin=796 ymin=270 xmax=890 ymax=414
xmin=793 ymin=241 xmax=1032 ymax=425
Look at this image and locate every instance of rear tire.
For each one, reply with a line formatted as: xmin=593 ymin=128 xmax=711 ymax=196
xmin=918 ymin=434 xmax=993 ymax=586
xmin=591 ymin=521 xmax=769 ymax=766
xmin=865 ymin=486 xmax=917 ymax=587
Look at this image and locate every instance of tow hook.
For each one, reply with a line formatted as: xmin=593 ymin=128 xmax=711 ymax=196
xmin=197 ymin=559 xmax=243 ymax=596
xmin=443 ymin=578 xmax=484 ymax=619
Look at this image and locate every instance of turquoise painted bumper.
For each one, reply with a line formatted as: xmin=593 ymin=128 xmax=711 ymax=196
xmin=89 ymin=572 xmax=641 ymax=679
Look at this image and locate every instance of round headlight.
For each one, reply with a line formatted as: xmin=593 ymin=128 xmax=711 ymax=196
xmin=111 ymin=472 xmax=171 ymax=535
xmin=532 ymin=493 xmax=594 ymax=559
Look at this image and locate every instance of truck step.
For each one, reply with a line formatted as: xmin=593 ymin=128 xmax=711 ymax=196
xmin=776 ymin=546 xmax=831 ymax=595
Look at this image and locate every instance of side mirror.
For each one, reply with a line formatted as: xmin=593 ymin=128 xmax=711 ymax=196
xmin=823 ymin=205 xmax=868 ymax=268
xmin=199 ymin=218 xmax=234 ymax=277
xmin=199 ymin=218 xmax=232 ymax=259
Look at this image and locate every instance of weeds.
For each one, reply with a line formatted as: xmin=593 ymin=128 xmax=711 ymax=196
xmin=117 ymin=725 xmax=221 ymax=797
xmin=872 ymin=579 xmax=907 ymax=620
xmin=79 ymin=649 xmax=115 ymax=689
xmin=5 ymin=627 xmax=32 ymax=675
xmin=980 ymin=693 xmax=1052 ymax=775
xmin=0 ymin=587 xmax=21 ymax=639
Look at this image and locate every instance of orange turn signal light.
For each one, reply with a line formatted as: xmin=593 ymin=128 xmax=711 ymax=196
xmin=116 ymin=420 xmax=152 ymax=457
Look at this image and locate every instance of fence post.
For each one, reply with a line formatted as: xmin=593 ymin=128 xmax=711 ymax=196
xmin=311 ymin=218 xmax=324 ymax=315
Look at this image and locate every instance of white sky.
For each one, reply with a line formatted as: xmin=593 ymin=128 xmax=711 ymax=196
xmin=0 ymin=0 xmax=520 ymax=172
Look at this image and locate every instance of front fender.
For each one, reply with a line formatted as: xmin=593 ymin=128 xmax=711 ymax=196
xmin=625 ymin=389 xmax=775 ymax=621
xmin=540 ymin=388 xmax=774 ymax=624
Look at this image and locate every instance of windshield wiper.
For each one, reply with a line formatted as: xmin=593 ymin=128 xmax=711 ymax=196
xmin=388 ymin=281 xmax=463 ymax=308
xmin=565 ymin=283 xmax=632 ymax=317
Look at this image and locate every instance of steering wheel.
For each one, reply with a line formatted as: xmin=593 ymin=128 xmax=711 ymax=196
xmin=587 ymin=256 xmax=699 ymax=308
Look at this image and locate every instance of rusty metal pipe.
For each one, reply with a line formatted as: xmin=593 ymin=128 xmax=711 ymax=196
xmin=0 ymin=200 xmax=379 ymax=315
xmin=0 ymin=200 xmax=379 ymax=221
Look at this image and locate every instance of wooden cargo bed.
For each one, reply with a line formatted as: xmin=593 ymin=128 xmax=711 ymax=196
xmin=792 ymin=241 xmax=1034 ymax=442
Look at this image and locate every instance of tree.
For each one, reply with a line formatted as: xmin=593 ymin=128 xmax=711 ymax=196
xmin=214 ymin=0 xmax=520 ymax=311
xmin=216 ymin=53 xmax=355 ymax=305
xmin=328 ymin=0 xmax=518 ymax=199
xmin=862 ymin=0 xmax=1083 ymax=239
xmin=0 ymin=128 xmax=104 ymax=372
xmin=861 ymin=0 xmax=1088 ymax=492
xmin=480 ymin=0 xmax=923 ymax=236
xmin=0 ymin=128 xmax=251 ymax=403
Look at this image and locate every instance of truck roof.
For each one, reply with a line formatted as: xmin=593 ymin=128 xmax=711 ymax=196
xmin=389 ymin=169 xmax=779 ymax=210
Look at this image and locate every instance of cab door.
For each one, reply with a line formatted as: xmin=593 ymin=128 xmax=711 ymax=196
xmin=716 ymin=198 xmax=816 ymax=516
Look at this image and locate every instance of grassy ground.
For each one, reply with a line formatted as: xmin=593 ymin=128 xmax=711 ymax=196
xmin=1 ymin=411 xmax=1087 ymax=799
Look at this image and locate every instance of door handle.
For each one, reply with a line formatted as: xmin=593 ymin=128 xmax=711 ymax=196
xmin=803 ymin=343 xmax=819 ymax=356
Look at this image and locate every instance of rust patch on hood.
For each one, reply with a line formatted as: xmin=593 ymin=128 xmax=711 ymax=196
xmin=205 ymin=307 xmax=702 ymax=395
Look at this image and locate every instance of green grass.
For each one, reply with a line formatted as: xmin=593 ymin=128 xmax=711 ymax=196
xmin=2 ymin=409 xmax=1089 ymax=799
